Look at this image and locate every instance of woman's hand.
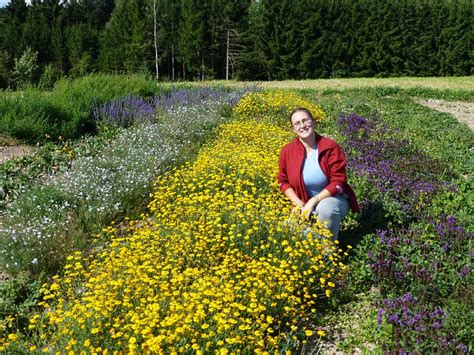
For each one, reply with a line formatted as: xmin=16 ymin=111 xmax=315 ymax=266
xmin=301 ymin=198 xmax=318 ymax=219
xmin=291 ymin=202 xmax=304 ymax=215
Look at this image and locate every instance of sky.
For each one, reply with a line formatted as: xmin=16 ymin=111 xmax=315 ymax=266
xmin=0 ymin=0 xmax=31 ymax=8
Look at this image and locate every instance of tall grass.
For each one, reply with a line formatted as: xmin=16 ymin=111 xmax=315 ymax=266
xmin=0 ymin=74 xmax=159 ymax=143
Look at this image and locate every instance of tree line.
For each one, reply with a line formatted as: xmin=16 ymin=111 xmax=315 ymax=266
xmin=0 ymin=0 xmax=472 ymax=88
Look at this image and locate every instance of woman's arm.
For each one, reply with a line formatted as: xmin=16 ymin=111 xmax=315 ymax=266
xmin=284 ymin=187 xmax=305 ymax=207
xmin=323 ymin=143 xmax=348 ymax=196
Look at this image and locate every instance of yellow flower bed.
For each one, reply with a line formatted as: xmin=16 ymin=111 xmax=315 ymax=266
xmin=3 ymin=93 xmax=347 ymax=353
xmin=233 ymin=90 xmax=326 ymax=123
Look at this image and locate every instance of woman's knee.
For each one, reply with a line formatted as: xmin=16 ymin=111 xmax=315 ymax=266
xmin=315 ymin=199 xmax=343 ymax=219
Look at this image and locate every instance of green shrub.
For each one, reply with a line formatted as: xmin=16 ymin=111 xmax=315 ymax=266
xmin=11 ymin=47 xmax=40 ymax=90
xmin=0 ymin=73 xmax=160 ymax=143
xmin=38 ymin=64 xmax=63 ymax=90
xmin=0 ymin=91 xmax=52 ymax=142
xmin=0 ymin=272 xmax=42 ymax=335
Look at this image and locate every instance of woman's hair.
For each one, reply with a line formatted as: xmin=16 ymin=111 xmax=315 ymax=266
xmin=289 ymin=107 xmax=314 ymax=124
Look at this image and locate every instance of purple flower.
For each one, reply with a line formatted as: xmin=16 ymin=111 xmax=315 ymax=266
xmin=459 ymin=265 xmax=470 ymax=278
xmin=443 ymin=243 xmax=450 ymax=252
xmin=457 ymin=343 xmax=468 ymax=353
xmin=377 ymin=308 xmax=385 ymax=324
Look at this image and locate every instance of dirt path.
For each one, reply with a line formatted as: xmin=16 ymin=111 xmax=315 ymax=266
xmin=0 ymin=145 xmax=37 ymax=165
xmin=415 ymin=99 xmax=474 ymax=130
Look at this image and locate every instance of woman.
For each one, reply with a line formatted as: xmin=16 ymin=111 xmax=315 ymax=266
xmin=277 ymin=107 xmax=359 ymax=240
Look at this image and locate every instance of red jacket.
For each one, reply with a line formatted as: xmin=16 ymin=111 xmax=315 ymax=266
xmin=278 ymin=134 xmax=360 ymax=213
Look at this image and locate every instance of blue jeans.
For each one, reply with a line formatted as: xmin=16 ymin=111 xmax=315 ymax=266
xmin=312 ymin=194 xmax=350 ymax=240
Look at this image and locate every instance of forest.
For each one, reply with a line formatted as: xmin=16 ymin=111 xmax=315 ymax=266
xmin=0 ymin=0 xmax=472 ymax=88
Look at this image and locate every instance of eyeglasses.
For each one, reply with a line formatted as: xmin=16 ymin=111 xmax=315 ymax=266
xmin=292 ymin=117 xmax=313 ymax=129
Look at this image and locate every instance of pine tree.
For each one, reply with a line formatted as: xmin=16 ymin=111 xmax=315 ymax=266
xmin=99 ymin=0 xmax=150 ymax=73
xmin=178 ymin=0 xmax=205 ymax=80
xmin=440 ymin=0 xmax=473 ymax=76
xmin=299 ymin=0 xmax=324 ymax=78
xmin=236 ymin=0 xmax=268 ymax=80
xmin=0 ymin=0 xmax=28 ymax=61
xmin=260 ymin=0 xmax=301 ymax=80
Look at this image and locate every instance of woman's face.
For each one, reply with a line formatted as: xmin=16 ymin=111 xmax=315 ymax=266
xmin=291 ymin=111 xmax=314 ymax=139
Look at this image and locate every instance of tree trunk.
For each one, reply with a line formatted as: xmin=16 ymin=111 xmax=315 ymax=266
xmin=172 ymin=43 xmax=175 ymax=81
xmin=153 ymin=0 xmax=159 ymax=80
xmin=226 ymin=29 xmax=229 ymax=80
xmin=201 ymin=56 xmax=204 ymax=81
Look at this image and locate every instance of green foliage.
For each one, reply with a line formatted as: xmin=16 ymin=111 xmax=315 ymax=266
xmin=52 ymin=72 xmax=157 ymax=102
xmin=0 ymin=128 xmax=117 ymax=210
xmin=0 ymin=90 xmax=52 ymax=142
xmin=318 ymin=289 xmax=391 ymax=353
xmin=11 ymin=47 xmax=39 ymax=89
xmin=0 ymin=50 xmax=11 ymax=88
xmin=429 ymin=178 xmax=474 ymax=232
xmin=178 ymin=0 xmax=206 ymax=79
xmin=99 ymin=0 xmax=149 ymax=73
xmin=0 ymin=73 xmax=158 ymax=143
xmin=0 ymin=272 xmax=42 ymax=334
xmin=4 ymin=0 xmax=472 ymax=80
xmin=0 ymin=184 xmax=76 ymax=275
xmin=38 ymin=63 xmax=63 ymax=89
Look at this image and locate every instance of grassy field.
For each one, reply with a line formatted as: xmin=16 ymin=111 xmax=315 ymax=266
xmin=190 ymin=76 xmax=474 ymax=91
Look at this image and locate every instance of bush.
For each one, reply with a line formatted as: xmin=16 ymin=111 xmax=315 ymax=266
xmin=11 ymin=47 xmax=39 ymax=90
xmin=38 ymin=64 xmax=63 ymax=90
xmin=0 ymin=73 xmax=160 ymax=143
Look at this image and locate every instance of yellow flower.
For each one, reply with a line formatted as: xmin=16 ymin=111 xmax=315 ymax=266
xmin=304 ymin=330 xmax=313 ymax=337
xmin=317 ymin=330 xmax=326 ymax=337
xmin=7 ymin=333 xmax=18 ymax=341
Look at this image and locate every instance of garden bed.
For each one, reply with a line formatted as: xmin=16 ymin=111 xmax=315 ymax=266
xmin=0 ymin=78 xmax=472 ymax=353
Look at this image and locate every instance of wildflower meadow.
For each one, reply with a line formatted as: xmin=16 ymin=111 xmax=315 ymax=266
xmin=0 ymin=75 xmax=472 ymax=353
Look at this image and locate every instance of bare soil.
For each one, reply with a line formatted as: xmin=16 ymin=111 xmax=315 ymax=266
xmin=0 ymin=144 xmax=37 ymax=165
xmin=415 ymin=99 xmax=474 ymax=130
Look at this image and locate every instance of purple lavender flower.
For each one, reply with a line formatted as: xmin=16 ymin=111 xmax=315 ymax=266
xmin=93 ymin=96 xmax=155 ymax=127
